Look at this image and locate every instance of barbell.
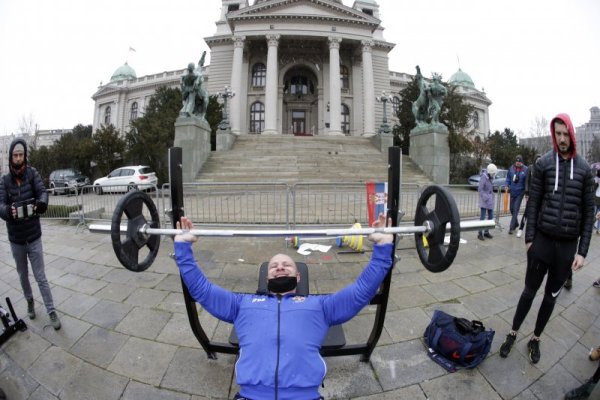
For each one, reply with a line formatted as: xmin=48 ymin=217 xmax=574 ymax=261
xmin=88 ymin=185 xmax=495 ymax=274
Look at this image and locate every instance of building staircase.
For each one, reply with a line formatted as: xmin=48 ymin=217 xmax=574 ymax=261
xmin=195 ymin=135 xmax=433 ymax=186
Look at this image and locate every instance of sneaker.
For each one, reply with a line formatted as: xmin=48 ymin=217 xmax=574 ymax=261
xmin=478 ymin=232 xmax=485 ymax=241
xmin=484 ymin=232 xmax=493 ymax=239
xmin=508 ymin=230 xmax=514 ymax=235
xmin=516 ymin=229 xmax=523 ymax=238
xmin=27 ymin=299 xmax=35 ymax=320
xmin=527 ymin=338 xmax=540 ymax=364
xmin=565 ymin=278 xmax=573 ymax=290
xmin=596 ymin=229 xmax=600 ymax=235
xmin=589 ymin=346 xmax=600 ymax=361
xmin=564 ymin=379 xmax=596 ymax=399
xmin=49 ymin=311 xmax=61 ymax=330
xmin=593 ymin=279 xmax=600 ymax=288
xmin=500 ymin=333 xmax=516 ymax=358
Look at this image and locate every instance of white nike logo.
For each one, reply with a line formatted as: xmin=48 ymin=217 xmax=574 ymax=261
xmin=552 ymin=289 xmax=562 ymax=298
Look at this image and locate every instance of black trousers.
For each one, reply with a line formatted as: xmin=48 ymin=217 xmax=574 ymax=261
xmin=511 ymin=231 xmax=577 ymax=337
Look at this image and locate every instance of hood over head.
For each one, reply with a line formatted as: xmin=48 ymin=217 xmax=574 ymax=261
xmin=8 ymin=138 xmax=28 ymax=180
xmin=550 ymin=113 xmax=576 ymax=159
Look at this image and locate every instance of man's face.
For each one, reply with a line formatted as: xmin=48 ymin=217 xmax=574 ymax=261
xmin=12 ymin=150 xmax=24 ymax=167
xmin=267 ymin=254 xmax=299 ymax=282
xmin=554 ymin=122 xmax=571 ymax=156
xmin=515 ymin=159 xmax=522 ymax=167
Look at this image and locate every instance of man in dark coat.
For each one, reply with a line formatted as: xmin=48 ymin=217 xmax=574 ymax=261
xmin=499 ymin=113 xmax=594 ymax=364
xmin=0 ymin=138 xmax=61 ymax=330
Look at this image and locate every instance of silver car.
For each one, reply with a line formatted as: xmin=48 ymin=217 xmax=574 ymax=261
xmin=467 ymin=169 xmax=508 ymax=191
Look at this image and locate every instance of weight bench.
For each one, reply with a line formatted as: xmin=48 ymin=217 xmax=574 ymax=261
xmin=228 ymin=262 xmax=346 ymax=350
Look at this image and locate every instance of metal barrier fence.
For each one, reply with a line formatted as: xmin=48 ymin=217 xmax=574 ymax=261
xmin=42 ymin=181 xmax=525 ymax=232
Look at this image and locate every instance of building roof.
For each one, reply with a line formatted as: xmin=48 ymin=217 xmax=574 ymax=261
xmin=449 ymin=68 xmax=475 ymax=88
xmin=110 ymin=62 xmax=137 ymax=82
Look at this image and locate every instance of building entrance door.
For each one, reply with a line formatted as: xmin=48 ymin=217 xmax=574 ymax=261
xmin=292 ymin=111 xmax=309 ymax=135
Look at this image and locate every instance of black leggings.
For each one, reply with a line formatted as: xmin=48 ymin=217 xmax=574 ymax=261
xmin=511 ymin=232 xmax=577 ymax=337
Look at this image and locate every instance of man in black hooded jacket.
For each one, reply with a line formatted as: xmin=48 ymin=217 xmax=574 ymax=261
xmin=499 ymin=113 xmax=594 ymax=364
xmin=0 ymin=138 xmax=61 ymax=330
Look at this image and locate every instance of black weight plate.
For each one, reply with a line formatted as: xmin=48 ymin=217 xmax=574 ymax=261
xmin=111 ymin=190 xmax=161 ymax=272
xmin=414 ymin=185 xmax=460 ymax=273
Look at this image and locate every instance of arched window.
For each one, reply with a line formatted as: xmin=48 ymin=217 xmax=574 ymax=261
xmin=130 ymin=102 xmax=138 ymax=121
xmin=392 ymin=96 xmax=400 ymax=117
xmin=472 ymin=111 xmax=480 ymax=129
xmin=104 ymin=106 xmax=111 ymax=125
xmin=252 ymin=63 xmax=266 ymax=87
xmin=340 ymin=65 xmax=349 ymax=90
xmin=341 ymin=104 xmax=350 ymax=135
xmin=284 ymin=74 xmax=314 ymax=95
xmin=250 ymin=102 xmax=265 ymax=134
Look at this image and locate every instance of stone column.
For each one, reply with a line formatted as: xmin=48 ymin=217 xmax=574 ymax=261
xmin=230 ymin=36 xmax=245 ymax=135
xmin=263 ymin=34 xmax=280 ymax=135
xmin=361 ymin=40 xmax=376 ymax=137
xmin=328 ymin=36 xmax=343 ymax=136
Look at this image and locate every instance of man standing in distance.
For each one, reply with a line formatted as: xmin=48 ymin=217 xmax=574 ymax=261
xmin=499 ymin=114 xmax=594 ymax=364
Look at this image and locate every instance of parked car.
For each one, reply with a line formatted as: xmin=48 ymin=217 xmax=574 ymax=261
xmin=49 ymin=169 xmax=90 ymax=195
xmin=93 ymin=166 xmax=158 ymax=194
xmin=467 ymin=168 xmax=509 ymax=191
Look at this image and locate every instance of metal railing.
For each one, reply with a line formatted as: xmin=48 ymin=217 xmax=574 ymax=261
xmin=42 ymin=181 xmax=526 ymax=232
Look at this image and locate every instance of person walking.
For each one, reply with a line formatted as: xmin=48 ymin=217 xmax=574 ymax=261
xmin=499 ymin=114 xmax=595 ymax=364
xmin=0 ymin=138 xmax=61 ymax=330
xmin=477 ymin=163 xmax=496 ymax=240
xmin=506 ymin=154 xmax=528 ymax=234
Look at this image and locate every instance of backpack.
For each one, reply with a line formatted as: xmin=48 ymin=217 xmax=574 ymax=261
xmin=423 ymin=309 xmax=495 ymax=372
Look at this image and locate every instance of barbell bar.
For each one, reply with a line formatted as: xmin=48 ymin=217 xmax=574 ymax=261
xmin=89 ymin=220 xmax=494 ymax=237
xmin=88 ymin=185 xmax=495 ymax=274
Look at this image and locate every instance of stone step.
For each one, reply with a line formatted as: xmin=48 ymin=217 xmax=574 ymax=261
xmin=195 ymin=135 xmax=433 ymax=185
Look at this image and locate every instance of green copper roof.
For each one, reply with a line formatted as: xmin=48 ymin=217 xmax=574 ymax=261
xmin=449 ymin=68 xmax=475 ymax=88
xmin=110 ymin=62 xmax=137 ymax=82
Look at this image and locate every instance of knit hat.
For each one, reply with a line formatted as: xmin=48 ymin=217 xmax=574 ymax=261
xmin=487 ymin=163 xmax=498 ymax=175
xmin=12 ymin=143 xmax=25 ymax=154
xmin=515 ymin=155 xmax=523 ymax=163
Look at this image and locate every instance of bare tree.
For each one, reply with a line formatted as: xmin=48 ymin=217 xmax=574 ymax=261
xmin=17 ymin=113 xmax=39 ymax=149
xmin=525 ymin=116 xmax=552 ymax=154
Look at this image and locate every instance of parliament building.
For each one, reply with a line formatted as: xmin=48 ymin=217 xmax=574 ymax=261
xmin=92 ymin=0 xmax=491 ymax=138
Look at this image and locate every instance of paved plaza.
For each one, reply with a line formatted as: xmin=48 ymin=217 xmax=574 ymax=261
xmin=0 ymin=216 xmax=599 ymax=399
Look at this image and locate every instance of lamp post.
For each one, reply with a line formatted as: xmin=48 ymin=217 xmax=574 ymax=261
xmin=217 ymin=86 xmax=235 ymax=131
xmin=375 ymin=91 xmax=394 ymax=135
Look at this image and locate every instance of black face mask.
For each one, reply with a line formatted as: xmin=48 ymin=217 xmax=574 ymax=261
xmin=267 ymin=276 xmax=298 ymax=294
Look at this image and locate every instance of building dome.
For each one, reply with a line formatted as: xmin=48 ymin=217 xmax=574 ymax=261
xmin=449 ymin=68 xmax=475 ymax=88
xmin=110 ymin=62 xmax=137 ymax=82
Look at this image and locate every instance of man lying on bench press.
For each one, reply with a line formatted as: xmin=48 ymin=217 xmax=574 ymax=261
xmin=174 ymin=214 xmax=394 ymax=400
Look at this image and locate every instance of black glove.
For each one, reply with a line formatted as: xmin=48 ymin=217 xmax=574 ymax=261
xmin=34 ymin=201 xmax=47 ymax=214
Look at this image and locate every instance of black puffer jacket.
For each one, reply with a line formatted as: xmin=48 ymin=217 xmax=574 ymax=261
xmin=0 ymin=139 xmax=49 ymax=245
xmin=525 ymin=150 xmax=595 ymax=257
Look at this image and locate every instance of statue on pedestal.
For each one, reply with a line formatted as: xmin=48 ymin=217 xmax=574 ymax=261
xmin=411 ymin=66 xmax=447 ymax=128
xmin=179 ymin=51 xmax=209 ymax=120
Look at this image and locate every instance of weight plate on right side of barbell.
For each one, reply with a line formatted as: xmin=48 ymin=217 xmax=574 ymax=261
xmin=414 ymin=185 xmax=461 ymax=273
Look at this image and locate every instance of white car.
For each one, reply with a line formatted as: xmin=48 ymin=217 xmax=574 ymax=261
xmin=93 ymin=166 xmax=158 ymax=194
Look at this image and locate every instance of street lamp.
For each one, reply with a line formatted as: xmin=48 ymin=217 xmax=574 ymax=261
xmin=217 ymin=86 xmax=235 ymax=131
xmin=375 ymin=91 xmax=394 ymax=134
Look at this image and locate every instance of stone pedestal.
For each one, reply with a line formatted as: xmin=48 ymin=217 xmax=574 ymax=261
xmin=174 ymin=117 xmax=211 ymax=182
xmin=410 ymin=123 xmax=449 ymax=184
xmin=371 ymin=133 xmax=393 ymax=153
xmin=216 ymin=128 xmax=236 ymax=151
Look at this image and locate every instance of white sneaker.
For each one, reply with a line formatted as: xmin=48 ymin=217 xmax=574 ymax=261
xmin=516 ymin=230 xmax=522 ymax=238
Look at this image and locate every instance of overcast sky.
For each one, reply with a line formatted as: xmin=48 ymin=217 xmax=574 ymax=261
xmin=0 ymin=0 xmax=598 ymax=138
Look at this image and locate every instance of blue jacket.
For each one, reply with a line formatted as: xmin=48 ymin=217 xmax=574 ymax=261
xmin=506 ymin=164 xmax=528 ymax=196
xmin=175 ymin=241 xmax=393 ymax=400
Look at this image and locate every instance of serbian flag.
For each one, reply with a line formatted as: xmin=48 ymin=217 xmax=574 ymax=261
xmin=366 ymin=181 xmax=388 ymax=226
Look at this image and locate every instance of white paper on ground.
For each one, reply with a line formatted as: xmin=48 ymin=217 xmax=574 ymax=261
xmin=297 ymin=243 xmax=332 ymax=255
